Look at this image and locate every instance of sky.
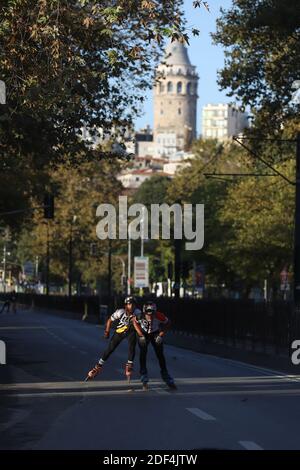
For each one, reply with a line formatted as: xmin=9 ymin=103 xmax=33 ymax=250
xmin=135 ymin=0 xmax=233 ymax=135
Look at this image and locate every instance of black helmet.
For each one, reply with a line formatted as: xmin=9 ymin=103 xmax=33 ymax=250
xmin=124 ymin=296 xmax=137 ymax=305
xmin=143 ymin=301 xmax=157 ymax=315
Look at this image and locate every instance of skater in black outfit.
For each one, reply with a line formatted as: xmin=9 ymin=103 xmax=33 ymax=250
xmin=86 ymin=296 xmax=145 ymax=380
xmin=137 ymin=301 xmax=176 ymax=390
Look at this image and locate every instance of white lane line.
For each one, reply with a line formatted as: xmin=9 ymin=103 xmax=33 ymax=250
xmin=239 ymin=441 xmax=263 ymax=450
xmin=2 ymin=389 xmax=147 ymax=399
xmin=0 ymin=326 xmax=46 ymax=330
xmin=186 ymin=407 xmax=216 ymax=421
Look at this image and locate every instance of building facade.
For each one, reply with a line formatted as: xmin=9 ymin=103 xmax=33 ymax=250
xmin=202 ymin=103 xmax=248 ymax=141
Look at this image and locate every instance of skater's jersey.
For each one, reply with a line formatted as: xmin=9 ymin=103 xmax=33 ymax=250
xmin=137 ymin=311 xmax=169 ymax=335
xmin=110 ymin=308 xmax=141 ymax=334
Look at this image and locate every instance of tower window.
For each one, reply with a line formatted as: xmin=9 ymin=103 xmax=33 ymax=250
xmin=159 ymin=83 xmax=164 ymax=93
xmin=178 ymin=108 xmax=181 ymax=115
xmin=187 ymin=83 xmax=192 ymax=95
xmin=167 ymin=82 xmax=173 ymax=93
xmin=177 ymin=82 xmax=182 ymax=93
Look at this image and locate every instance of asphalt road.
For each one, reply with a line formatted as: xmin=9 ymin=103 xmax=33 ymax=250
xmin=1 ymin=307 xmax=300 ymax=450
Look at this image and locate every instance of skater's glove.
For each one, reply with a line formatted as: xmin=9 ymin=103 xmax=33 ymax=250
xmin=104 ymin=330 xmax=110 ymax=339
xmin=138 ymin=335 xmax=146 ymax=346
xmin=155 ymin=335 xmax=163 ymax=345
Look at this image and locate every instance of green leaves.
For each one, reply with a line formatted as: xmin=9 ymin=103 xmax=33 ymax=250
xmin=213 ymin=0 xmax=300 ymax=135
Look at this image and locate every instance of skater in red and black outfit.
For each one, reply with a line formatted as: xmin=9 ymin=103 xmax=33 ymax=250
xmin=137 ymin=301 xmax=176 ymax=390
xmin=86 ymin=296 xmax=145 ymax=381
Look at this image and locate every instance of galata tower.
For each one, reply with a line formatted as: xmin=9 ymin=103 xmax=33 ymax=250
xmin=153 ymin=41 xmax=198 ymax=154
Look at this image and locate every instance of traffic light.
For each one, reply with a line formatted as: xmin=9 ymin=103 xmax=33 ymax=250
xmin=44 ymin=193 xmax=54 ymax=219
xmin=167 ymin=261 xmax=173 ymax=280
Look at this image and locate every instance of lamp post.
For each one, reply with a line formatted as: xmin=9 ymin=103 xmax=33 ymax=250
xmin=291 ymin=82 xmax=300 ymax=310
xmin=127 ymin=229 xmax=131 ymax=296
xmin=2 ymin=244 xmax=7 ymax=292
xmin=68 ymin=215 xmax=77 ymax=297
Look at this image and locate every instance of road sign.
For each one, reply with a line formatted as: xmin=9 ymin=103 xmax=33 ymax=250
xmin=0 ymin=80 xmax=6 ymax=104
xmin=134 ymin=257 xmax=149 ymax=289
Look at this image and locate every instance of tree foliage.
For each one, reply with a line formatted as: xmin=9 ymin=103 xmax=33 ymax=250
xmin=213 ymin=0 xmax=300 ymax=135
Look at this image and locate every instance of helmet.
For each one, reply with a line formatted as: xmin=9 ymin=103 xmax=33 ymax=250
xmin=143 ymin=301 xmax=157 ymax=315
xmin=124 ymin=296 xmax=137 ymax=305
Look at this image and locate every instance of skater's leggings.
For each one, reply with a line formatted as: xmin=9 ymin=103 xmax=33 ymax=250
xmin=100 ymin=327 xmax=137 ymax=363
xmin=138 ymin=333 xmax=168 ymax=377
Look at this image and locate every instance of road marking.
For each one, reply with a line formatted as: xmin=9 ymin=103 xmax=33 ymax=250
xmin=239 ymin=441 xmax=263 ymax=450
xmin=0 ymin=379 xmax=143 ymax=391
xmin=1 ymin=389 xmax=152 ymax=399
xmin=0 ymin=326 xmax=46 ymax=330
xmin=186 ymin=407 xmax=216 ymax=421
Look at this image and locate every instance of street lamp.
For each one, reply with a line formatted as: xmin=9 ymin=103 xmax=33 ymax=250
xmin=0 ymin=80 xmax=6 ymax=105
xmin=68 ymin=215 xmax=77 ymax=297
xmin=290 ymin=81 xmax=300 ymax=310
xmin=127 ymin=226 xmax=131 ymax=295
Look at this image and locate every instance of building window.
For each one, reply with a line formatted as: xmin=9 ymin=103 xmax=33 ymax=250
xmin=178 ymin=108 xmax=181 ymax=115
xmin=187 ymin=82 xmax=192 ymax=95
xmin=177 ymin=82 xmax=182 ymax=93
xmin=160 ymin=109 xmax=163 ymax=115
xmin=159 ymin=83 xmax=164 ymax=93
xmin=167 ymin=82 xmax=173 ymax=93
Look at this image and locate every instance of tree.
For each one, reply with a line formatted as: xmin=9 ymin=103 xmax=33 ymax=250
xmin=0 ymin=0 xmax=207 ymax=168
xmin=0 ymin=0 xmax=207 ymax=229
xmin=216 ymin=159 xmax=295 ymax=294
xmin=167 ymin=139 xmax=250 ymax=288
xmin=16 ymin=159 xmax=124 ymax=291
xmin=212 ymin=0 xmax=300 ymax=135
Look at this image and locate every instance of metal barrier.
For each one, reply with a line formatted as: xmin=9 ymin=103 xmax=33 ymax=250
xmin=0 ymin=293 xmax=298 ymax=354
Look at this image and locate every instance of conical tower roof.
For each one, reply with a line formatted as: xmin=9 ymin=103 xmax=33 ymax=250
xmin=164 ymin=40 xmax=191 ymax=66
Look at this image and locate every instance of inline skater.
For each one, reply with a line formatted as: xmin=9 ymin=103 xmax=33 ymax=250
xmin=86 ymin=296 xmax=145 ymax=382
xmin=137 ymin=301 xmax=176 ymax=390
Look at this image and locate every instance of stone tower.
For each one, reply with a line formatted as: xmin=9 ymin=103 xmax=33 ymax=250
xmin=153 ymin=41 xmax=198 ymax=155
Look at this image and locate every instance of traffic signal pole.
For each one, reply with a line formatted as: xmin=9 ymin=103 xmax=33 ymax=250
xmin=46 ymin=222 xmax=50 ymax=296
